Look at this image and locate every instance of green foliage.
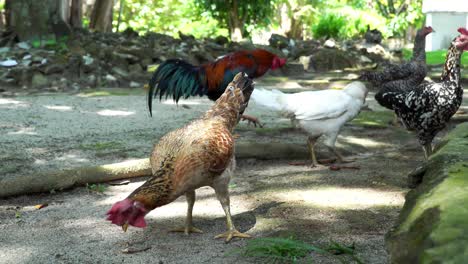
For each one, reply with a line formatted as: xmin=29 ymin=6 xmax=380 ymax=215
xmin=86 ymin=183 xmax=107 ymax=193
xmin=312 ymin=13 xmax=346 ymax=39
xmin=114 ymin=0 xmax=227 ymax=38
xmin=312 ymin=6 xmax=386 ymax=39
xmin=373 ymin=0 xmax=424 ymax=37
xmin=91 ymin=0 xmax=424 ymax=41
xmin=234 ymin=237 xmax=327 ymax=262
xmin=232 ymin=237 xmax=363 ymax=263
xmin=31 ymin=36 xmax=69 ymax=53
xmin=195 ymin=0 xmax=274 ymax=38
xmin=403 ymin=49 xmax=468 ymax=66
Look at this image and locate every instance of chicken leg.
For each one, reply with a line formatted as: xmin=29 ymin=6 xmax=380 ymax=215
xmin=326 ymin=146 xmax=354 ymax=164
xmin=422 ymin=143 xmax=433 ymax=160
xmin=171 ymin=190 xmax=203 ymax=235
xmin=307 ymin=136 xmax=320 ymax=167
xmin=213 ymin=180 xmax=251 ymax=242
xmin=241 ymin=114 xmax=264 ymax=128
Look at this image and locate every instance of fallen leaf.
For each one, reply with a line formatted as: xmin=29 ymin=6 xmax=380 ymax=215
xmin=109 ymin=180 xmax=131 ymax=186
xmin=121 ymin=246 xmax=151 ymax=254
xmin=288 ymin=162 xmax=308 ymax=166
xmin=34 ymin=203 xmax=48 ymax=210
xmin=329 ymin=165 xmax=360 ymax=171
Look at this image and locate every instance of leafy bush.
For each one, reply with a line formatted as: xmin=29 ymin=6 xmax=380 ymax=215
xmin=113 ymin=0 xmax=228 ymax=39
xmin=312 ymin=13 xmax=346 ymax=39
xmin=312 ymin=6 xmax=387 ymax=40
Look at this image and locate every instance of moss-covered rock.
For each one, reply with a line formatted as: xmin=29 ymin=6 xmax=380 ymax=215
xmin=386 ymin=122 xmax=468 ymax=263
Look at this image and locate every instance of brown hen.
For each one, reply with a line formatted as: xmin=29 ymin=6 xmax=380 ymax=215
xmin=107 ymin=73 xmax=254 ymax=242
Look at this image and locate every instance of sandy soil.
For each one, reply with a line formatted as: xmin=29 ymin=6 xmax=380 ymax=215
xmin=1 ymin=80 xmax=467 ymax=264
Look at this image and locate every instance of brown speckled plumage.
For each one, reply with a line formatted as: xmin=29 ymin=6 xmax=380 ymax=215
xmin=130 ymin=73 xmax=254 ymax=212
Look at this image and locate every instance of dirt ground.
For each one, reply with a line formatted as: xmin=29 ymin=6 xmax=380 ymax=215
xmin=1 ymin=76 xmax=467 ymax=264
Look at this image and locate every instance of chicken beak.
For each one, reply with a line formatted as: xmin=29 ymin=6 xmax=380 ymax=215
xmin=122 ymin=223 xmax=129 ymax=232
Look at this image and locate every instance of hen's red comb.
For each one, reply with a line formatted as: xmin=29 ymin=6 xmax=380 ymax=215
xmin=458 ymin=28 xmax=468 ymax=36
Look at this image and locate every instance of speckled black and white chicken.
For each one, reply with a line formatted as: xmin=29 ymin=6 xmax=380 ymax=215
xmin=374 ymin=28 xmax=468 ymax=159
xmin=360 ymin=26 xmax=434 ymax=100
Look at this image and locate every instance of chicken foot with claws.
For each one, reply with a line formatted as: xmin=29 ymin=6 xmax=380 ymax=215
xmin=171 ymin=191 xmax=203 ymax=235
xmin=213 ymin=181 xmax=251 ymax=242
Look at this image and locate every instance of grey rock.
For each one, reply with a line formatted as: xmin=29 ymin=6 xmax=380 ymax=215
xmin=129 ymin=81 xmax=141 ymax=88
xmin=17 ymin=42 xmax=31 ymax=50
xmin=111 ymin=67 xmax=129 ymax=79
xmin=324 ymin=39 xmax=336 ymax=48
xmin=83 ymin=55 xmax=94 ymax=65
xmin=0 ymin=59 xmax=18 ymax=67
xmin=0 ymin=47 xmax=11 ymax=54
xmin=310 ymin=49 xmax=357 ymax=71
xmin=21 ymin=60 xmax=32 ymax=67
xmin=269 ymin=34 xmax=289 ymax=49
xmin=31 ymin=73 xmax=49 ymax=88
xmin=105 ymin=74 xmax=117 ymax=82
xmin=87 ymin=74 xmax=97 ymax=87
xmin=299 ymin=55 xmax=313 ymax=71
xmin=128 ymin=63 xmax=142 ymax=73
xmin=42 ymin=64 xmax=64 ymax=75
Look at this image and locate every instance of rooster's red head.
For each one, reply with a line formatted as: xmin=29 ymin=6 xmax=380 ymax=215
xmin=271 ymin=56 xmax=287 ymax=70
xmin=456 ymin=28 xmax=468 ymax=51
xmin=106 ymin=198 xmax=149 ymax=232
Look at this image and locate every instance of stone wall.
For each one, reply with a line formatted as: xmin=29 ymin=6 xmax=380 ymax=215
xmin=386 ymin=122 xmax=468 ymax=263
xmin=0 ymin=29 xmax=397 ymax=94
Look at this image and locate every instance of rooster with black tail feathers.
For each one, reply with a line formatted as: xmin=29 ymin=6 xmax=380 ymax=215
xmin=147 ymin=49 xmax=286 ymax=126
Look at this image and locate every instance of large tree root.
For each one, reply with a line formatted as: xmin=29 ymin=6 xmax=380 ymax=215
xmin=0 ymin=142 xmax=323 ymax=197
xmin=0 ymin=159 xmax=151 ymax=198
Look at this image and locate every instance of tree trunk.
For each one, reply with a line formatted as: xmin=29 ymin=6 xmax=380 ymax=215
xmin=228 ymin=0 xmax=243 ymax=42
xmin=5 ymin=0 xmax=71 ymax=42
xmin=90 ymin=0 xmax=114 ymax=32
xmin=116 ymin=0 xmax=124 ymax=32
xmin=70 ymin=0 xmax=83 ymax=29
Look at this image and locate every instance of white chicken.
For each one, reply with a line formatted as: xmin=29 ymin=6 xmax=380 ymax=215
xmin=251 ymin=81 xmax=368 ymax=167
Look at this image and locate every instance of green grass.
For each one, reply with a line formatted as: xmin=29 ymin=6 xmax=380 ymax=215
xmin=231 ymin=237 xmax=363 ymax=263
xmin=403 ymin=49 xmax=468 ymax=66
xmin=351 ymin=111 xmax=393 ymax=128
xmin=86 ymin=183 xmax=107 ymax=193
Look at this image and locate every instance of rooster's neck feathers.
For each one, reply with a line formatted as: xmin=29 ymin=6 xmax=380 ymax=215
xmin=129 ymin=156 xmax=174 ymax=210
xmin=204 ymin=74 xmax=254 ymax=131
xmin=441 ymin=41 xmax=462 ymax=84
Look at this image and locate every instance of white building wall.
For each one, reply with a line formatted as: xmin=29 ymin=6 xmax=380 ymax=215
xmin=426 ymin=12 xmax=467 ymax=51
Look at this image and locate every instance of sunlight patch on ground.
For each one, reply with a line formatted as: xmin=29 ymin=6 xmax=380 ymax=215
xmin=55 ymin=154 xmax=89 ymax=163
xmin=341 ymin=135 xmax=392 ymax=148
xmin=96 ymin=109 xmax=135 ymax=116
xmin=0 ymin=98 xmax=29 ymax=108
xmin=0 ymin=98 xmax=26 ymax=105
xmin=34 ymin=159 xmax=47 ymax=165
xmin=7 ymin=127 xmax=37 ymax=135
xmin=275 ymin=187 xmax=404 ymax=209
xmin=0 ymin=247 xmax=34 ymax=264
xmin=44 ymin=105 xmax=73 ymax=111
